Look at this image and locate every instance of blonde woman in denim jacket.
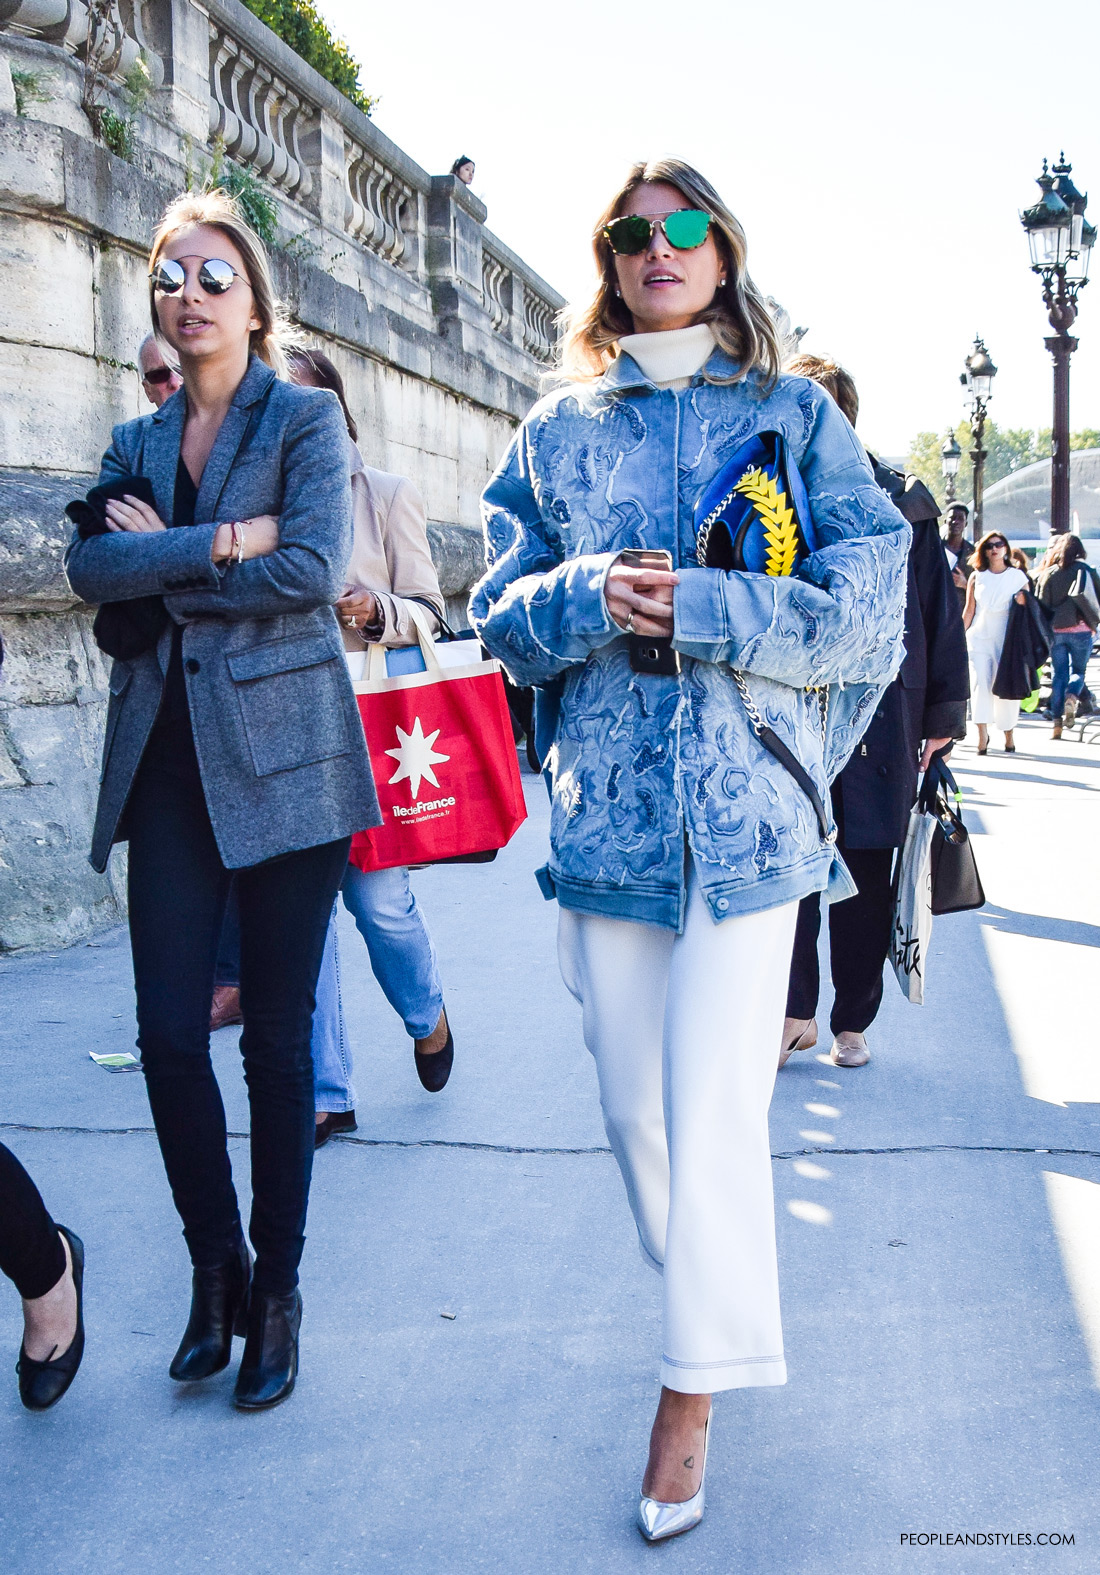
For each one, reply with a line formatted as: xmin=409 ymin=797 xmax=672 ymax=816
xmin=470 ymin=159 xmax=909 ymax=1542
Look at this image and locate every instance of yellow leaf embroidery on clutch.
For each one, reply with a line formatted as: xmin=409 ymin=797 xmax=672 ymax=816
xmin=732 ymin=466 xmax=799 ymax=576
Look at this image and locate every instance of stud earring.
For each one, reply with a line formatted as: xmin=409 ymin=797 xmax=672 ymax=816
xmin=614 ymin=287 xmax=621 ymax=297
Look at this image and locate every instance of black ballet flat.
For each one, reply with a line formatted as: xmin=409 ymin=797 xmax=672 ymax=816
xmin=233 ymin=1289 xmax=301 ymax=1410
xmin=414 ymin=1010 xmax=454 ymax=1093
xmin=314 ymin=1110 xmax=357 ymax=1149
xmin=170 ymin=1237 xmax=252 ymax=1383
xmin=17 ymin=1226 xmax=85 ymax=1412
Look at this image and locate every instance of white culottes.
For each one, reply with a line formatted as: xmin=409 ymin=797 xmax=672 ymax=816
xmin=968 ymin=637 xmax=1020 ymax=730
xmin=558 ymin=873 xmax=798 ymax=1394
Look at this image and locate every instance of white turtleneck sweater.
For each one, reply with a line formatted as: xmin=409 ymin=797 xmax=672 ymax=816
xmin=617 ymin=322 xmax=716 ymax=390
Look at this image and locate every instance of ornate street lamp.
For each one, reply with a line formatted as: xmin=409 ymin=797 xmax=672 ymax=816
xmin=940 ymin=432 xmax=962 ymax=504
xmin=1021 ymin=154 xmax=1091 ymax=534
xmin=960 ymin=337 xmax=997 ymax=534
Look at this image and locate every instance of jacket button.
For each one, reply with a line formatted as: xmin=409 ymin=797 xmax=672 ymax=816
xmin=716 ymin=897 xmax=729 ymax=911
xmin=185 ymin=658 xmax=200 ymax=675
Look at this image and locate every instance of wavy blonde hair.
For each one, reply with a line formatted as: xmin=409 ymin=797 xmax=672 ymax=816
xmin=559 ymin=158 xmax=781 ymax=388
xmin=148 ymin=190 xmax=299 ymax=378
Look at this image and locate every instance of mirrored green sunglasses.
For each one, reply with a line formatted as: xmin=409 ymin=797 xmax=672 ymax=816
xmin=603 ymin=209 xmax=712 ymax=256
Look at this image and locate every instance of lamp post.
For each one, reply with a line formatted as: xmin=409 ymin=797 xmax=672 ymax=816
xmin=940 ymin=432 xmax=962 ymax=505
xmin=960 ymin=337 xmax=997 ymax=535
xmin=1020 ymin=154 xmax=1093 ymax=534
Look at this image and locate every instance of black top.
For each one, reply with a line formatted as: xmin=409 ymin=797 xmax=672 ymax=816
xmin=141 ymin=460 xmax=201 ymax=779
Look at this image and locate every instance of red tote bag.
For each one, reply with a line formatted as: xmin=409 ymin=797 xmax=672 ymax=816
xmin=348 ymin=608 xmax=527 ymax=873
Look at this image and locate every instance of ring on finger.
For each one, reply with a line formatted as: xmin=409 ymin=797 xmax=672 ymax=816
xmin=624 ymin=611 xmax=635 ymax=634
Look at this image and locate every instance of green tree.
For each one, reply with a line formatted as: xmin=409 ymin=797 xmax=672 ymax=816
xmin=242 ymin=0 xmax=376 ymax=117
xmin=905 ymin=431 xmax=948 ymax=504
xmin=905 ymin=422 xmax=1100 ymax=506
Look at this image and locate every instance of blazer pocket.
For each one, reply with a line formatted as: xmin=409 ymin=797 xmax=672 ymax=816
xmin=226 ymin=634 xmax=351 ymax=777
xmin=100 ymin=661 xmax=133 ymax=781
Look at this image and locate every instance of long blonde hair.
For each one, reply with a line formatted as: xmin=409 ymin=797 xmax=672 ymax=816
xmin=559 ymin=158 xmax=781 ymax=388
xmin=148 ymin=190 xmax=298 ymax=378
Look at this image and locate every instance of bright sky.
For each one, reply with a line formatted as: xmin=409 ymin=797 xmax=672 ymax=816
xmin=319 ymin=0 xmax=1100 ymax=457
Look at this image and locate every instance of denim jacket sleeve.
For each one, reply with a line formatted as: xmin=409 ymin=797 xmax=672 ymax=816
xmin=672 ymin=390 xmax=910 ymax=688
xmin=469 ymin=427 xmax=620 ymax=685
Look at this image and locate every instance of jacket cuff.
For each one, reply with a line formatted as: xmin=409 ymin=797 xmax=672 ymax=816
xmin=672 ymin=565 xmax=728 ymax=662
xmin=561 ymin=551 xmax=618 ymax=646
xmin=923 ymin=700 xmax=968 ymax=740
xmin=160 ymin=523 xmax=223 ymax=594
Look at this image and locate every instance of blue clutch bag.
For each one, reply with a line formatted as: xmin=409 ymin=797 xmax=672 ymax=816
xmin=693 ymin=431 xmax=816 ymax=576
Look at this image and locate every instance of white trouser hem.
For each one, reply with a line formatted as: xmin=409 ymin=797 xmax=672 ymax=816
xmin=661 ymin=1354 xmax=788 ymax=1394
xmin=638 ymin=1237 xmax=664 ymax=1275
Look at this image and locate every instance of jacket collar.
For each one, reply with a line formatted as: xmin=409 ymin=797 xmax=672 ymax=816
xmin=599 ymin=342 xmax=742 ymax=394
xmin=147 ymin=355 xmax=277 ymax=523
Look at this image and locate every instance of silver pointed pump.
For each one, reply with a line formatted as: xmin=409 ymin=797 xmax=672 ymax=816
xmin=637 ymin=1411 xmax=711 ymax=1543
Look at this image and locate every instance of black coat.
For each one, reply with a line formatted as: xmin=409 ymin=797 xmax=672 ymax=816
xmin=993 ymin=593 xmax=1052 ymax=699
xmin=832 ymin=461 xmax=970 ymax=850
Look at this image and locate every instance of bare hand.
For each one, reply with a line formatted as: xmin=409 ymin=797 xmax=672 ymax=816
xmin=104 ymin=494 xmax=167 ymax=533
xmin=1014 ymin=590 xmax=1027 ymax=605
xmin=211 ymin=513 xmax=280 ymax=564
xmin=605 ymin=562 xmax=679 ymax=638
xmin=952 ymin=567 xmax=967 ymax=588
xmin=335 ymin=586 xmax=382 ymax=638
xmin=919 ymin=737 xmax=953 ymax=771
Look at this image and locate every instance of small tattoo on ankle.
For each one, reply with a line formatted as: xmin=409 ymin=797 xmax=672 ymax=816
xmin=683 ymin=1455 xmax=694 ymax=1469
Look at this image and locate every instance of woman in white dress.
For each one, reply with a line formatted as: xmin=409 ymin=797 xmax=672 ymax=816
xmin=963 ymin=531 xmax=1029 ymax=754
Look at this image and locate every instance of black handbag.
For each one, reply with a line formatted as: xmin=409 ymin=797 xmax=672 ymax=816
xmin=920 ymin=755 xmax=985 ymax=915
xmin=66 ymin=476 xmax=168 ymax=662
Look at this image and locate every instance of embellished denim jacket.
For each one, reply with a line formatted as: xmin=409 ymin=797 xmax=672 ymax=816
xmin=469 ymin=348 xmax=911 ymax=931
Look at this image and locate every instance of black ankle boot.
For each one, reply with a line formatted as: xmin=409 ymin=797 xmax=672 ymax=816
xmin=169 ymin=1238 xmax=251 ymax=1382
xmin=233 ymin=1289 xmax=302 ymax=1411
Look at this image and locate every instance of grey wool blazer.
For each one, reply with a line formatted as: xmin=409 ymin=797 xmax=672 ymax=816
xmin=65 ymin=356 xmax=380 ymax=873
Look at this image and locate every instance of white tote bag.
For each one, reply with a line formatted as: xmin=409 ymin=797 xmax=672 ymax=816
xmin=889 ymin=803 xmax=937 ymax=1005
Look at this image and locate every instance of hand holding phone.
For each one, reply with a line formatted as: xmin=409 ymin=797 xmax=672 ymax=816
xmin=605 ymin=549 xmax=679 ymax=638
xmin=607 ymin=549 xmax=681 ymax=676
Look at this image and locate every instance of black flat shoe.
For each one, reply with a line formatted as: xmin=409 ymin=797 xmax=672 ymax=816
xmin=414 ymin=1009 xmax=454 ymax=1093
xmin=314 ymin=1110 xmax=357 ymax=1149
xmin=233 ymin=1289 xmax=301 ymax=1411
xmin=18 ymin=1226 xmax=85 ymax=1412
xmin=169 ymin=1237 xmax=251 ymax=1382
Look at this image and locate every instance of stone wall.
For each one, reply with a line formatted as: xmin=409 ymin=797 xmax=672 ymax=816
xmin=0 ymin=0 xmax=562 ymax=951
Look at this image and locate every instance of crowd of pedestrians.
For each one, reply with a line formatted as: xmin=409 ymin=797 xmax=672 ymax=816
xmin=1 ymin=154 xmax=1092 ymax=1546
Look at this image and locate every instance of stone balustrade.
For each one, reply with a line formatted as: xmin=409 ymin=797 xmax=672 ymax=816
xmin=0 ymin=0 xmax=565 ymax=950
xmin=0 ymin=0 xmax=162 ymax=86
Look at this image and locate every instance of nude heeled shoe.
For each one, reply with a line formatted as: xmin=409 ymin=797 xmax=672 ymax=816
xmin=637 ymin=1413 xmax=711 ymax=1543
xmin=779 ymin=1017 xmax=818 ymax=1070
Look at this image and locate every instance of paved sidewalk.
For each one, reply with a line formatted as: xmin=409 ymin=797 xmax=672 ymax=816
xmin=1 ymin=716 xmax=1098 ymax=1573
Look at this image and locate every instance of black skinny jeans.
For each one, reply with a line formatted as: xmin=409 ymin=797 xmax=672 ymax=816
xmin=0 ymin=1143 xmax=66 ymax=1300
xmin=126 ymin=756 xmax=349 ymax=1297
xmin=786 ymin=845 xmax=896 ymax=1037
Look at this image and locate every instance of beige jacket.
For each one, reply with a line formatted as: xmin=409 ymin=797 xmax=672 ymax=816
xmin=343 ymin=442 xmax=446 ymax=650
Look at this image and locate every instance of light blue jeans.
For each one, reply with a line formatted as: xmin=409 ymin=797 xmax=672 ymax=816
xmin=312 ymin=863 xmax=445 ymax=1113
xmin=1050 ymin=629 xmax=1093 ymax=719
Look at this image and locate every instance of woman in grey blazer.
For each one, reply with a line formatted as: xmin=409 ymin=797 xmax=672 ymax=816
xmin=65 ymin=191 xmax=378 ymax=1411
